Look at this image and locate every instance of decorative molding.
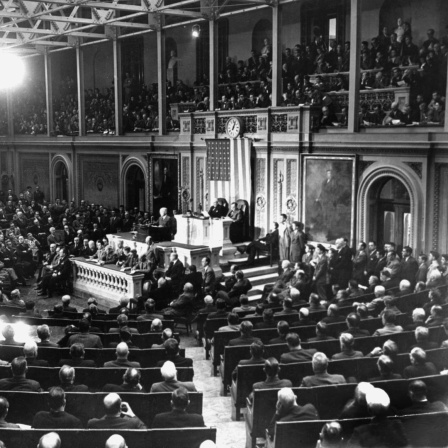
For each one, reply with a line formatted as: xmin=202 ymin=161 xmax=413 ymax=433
xmin=358 ymin=161 xmax=374 ymax=177
xmin=121 ymin=155 xmax=149 ymax=211
xmin=287 ymin=159 xmax=298 ymax=198
xmin=255 ymin=158 xmax=266 ymax=236
xmin=433 ymin=164 xmax=443 ymax=249
xmin=181 ymin=156 xmax=190 ymax=213
xmin=313 ymin=146 xmax=429 ymax=155
xmin=358 ymin=167 xmax=416 ymax=250
xmin=404 ymin=162 xmax=423 ymax=179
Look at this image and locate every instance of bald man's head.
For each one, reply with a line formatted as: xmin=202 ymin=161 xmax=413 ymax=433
xmin=104 ymin=393 xmax=121 ymax=415
xmin=116 ymin=342 xmax=129 ymax=359
xmin=38 ymin=432 xmax=61 ymax=448
xmin=105 ymin=434 xmax=127 ymax=448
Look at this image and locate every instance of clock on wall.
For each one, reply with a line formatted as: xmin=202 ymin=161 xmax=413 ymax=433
xmin=226 ymin=117 xmax=244 ymax=138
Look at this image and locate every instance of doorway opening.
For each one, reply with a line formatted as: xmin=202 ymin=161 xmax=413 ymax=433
xmin=125 ymin=165 xmax=146 ymax=211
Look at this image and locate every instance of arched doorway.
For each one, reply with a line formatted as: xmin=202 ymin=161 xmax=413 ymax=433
xmin=252 ymin=19 xmax=272 ymax=55
xmin=379 ymin=0 xmax=411 ymax=35
xmin=368 ymin=177 xmax=411 ymax=251
xmin=54 ymin=161 xmax=68 ymax=202
xmin=125 ymin=165 xmax=146 ymax=211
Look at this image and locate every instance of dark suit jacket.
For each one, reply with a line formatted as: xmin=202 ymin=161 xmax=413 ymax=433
xmin=403 ymin=362 xmax=438 ymax=378
xmin=398 ymin=400 xmax=447 ymax=415
xmin=202 ymin=266 xmax=216 ymax=291
xmin=301 ymin=372 xmax=346 ymax=387
xmin=401 ymin=256 xmax=419 ymax=284
xmin=415 ymin=262 xmax=428 ymax=283
xmin=166 ymin=260 xmax=184 ymax=283
xmin=280 ymin=348 xmax=317 ymax=364
xmin=228 ymin=335 xmax=262 ymax=346
xmin=348 ymin=416 xmax=408 ymax=447
xmin=152 ymin=409 xmax=205 ymax=428
xmin=268 ymin=403 xmax=319 ymax=437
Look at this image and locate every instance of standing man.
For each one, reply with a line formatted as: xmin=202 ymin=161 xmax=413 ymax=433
xmin=401 ymin=246 xmax=419 ymax=288
xmin=333 ymin=238 xmax=353 ymax=288
xmin=313 ymin=244 xmax=328 ymax=301
xmin=290 ymin=221 xmax=307 ymax=263
xmin=278 ymin=214 xmax=291 ymax=263
xmin=365 ymin=241 xmax=379 ymax=277
xmin=202 ymin=257 xmax=215 ymax=294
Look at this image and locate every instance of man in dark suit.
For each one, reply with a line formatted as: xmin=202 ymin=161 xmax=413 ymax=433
xmin=251 ymin=357 xmax=292 ymax=396
xmin=227 ymin=270 xmax=252 ymax=307
xmin=202 ymin=256 xmax=216 ymax=294
xmin=232 ymin=341 xmax=266 ymax=381
xmin=333 ymin=238 xmax=353 ymax=288
xmin=228 ymin=320 xmax=262 ymax=346
xmin=403 ymin=347 xmax=439 ymax=378
xmin=415 ymin=254 xmax=428 ymax=284
xmin=398 ymin=380 xmax=447 ymax=415
xmin=267 ymin=387 xmax=319 ymax=438
xmin=108 ymin=210 xmax=123 ymax=234
xmin=268 ymin=321 xmax=290 ymax=344
xmin=156 ymin=338 xmax=193 ymax=369
xmin=32 ymin=387 xmax=83 ymax=429
xmin=165 ymin=252 xmax=184 ymax=295
xmin=23 ymin=341 xmax=49 ymax=367
xmin=109 ymin=296 xmax=130 ymax=315
xmin=103 ymin=342 xmax=141 ymax=368
xmin=344 ymin=312 xmax=370 ymax=338
xmin=366 ymin=241 xmax=379 ymax=276
xmin=401 ymin=246 xmax=419 ymax=287
xmin=58 ymin=365 xmax=89 ymax=392
xmin=280 ymin=333 xmax=317 ymax=364
xmin=45 ymin=248 xmax=71 ymax=298
xmin=0 ymin=357 xmax=42 ymax=391
xmin=348 ymin=388 xmax=408 ymax=448
xmin=301 ymin=352 xmax=347 ymax=386
xmin=313 ymin=244 xmax=328 ymax=301
xmin=152 ymin=387 xmax=205 ymax=428
xmin=150 ymin=360 xmax=197 ymax=392
xmin=208 ymin=199 xmax=225 ymax=218
xmin=164 ymin=282 xmax=195 ymax=317
xmin=87 ymin=393 xmax=146 ymax=429
xmin=103 ymin=367 xmax=146 ymax=393
xmin=59 ymin=343 xmax=96 ymax=367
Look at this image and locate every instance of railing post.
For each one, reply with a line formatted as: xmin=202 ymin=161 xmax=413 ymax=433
xmin=271 ymin=1 xmax=282 ymax=107
xmin=347 ymin=0 xmax=361 ymax=133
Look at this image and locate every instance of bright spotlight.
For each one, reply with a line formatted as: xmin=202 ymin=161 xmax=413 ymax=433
xmin=0 ymin=53 xmax=25 ymax=89
xmin=192 ymin=24 xmax=200 ymax=38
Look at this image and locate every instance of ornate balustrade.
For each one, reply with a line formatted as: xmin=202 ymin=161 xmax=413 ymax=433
xmin=179 ymin=105 xmax=321 ymax=140
xmin=72 ymin=258 xmax=144 ymax=307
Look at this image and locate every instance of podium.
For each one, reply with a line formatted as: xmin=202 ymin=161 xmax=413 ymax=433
xmin=173 ymin=215 xmax=232 ymax=247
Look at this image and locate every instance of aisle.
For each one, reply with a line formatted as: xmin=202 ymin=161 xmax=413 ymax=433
xmin=186 ymin=346 xmax=246 ymax=448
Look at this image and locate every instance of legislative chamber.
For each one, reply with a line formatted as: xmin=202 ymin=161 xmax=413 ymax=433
xmin=0 ymin=0 xmax=448 ymax=447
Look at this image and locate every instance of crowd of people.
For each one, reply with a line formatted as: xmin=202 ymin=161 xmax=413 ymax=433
xmin=0 ymin=186 xmax=444 ymax=446
xmin=2 ymin=20 xmax=447 ymax=137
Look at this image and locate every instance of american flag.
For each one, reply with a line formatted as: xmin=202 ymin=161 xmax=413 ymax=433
xmin=206 ymin=138 xmax=252 ymax=205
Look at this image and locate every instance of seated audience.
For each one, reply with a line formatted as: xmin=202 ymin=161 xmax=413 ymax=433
xmin=23 ymin=340 xmax=49 ymax=367
xmin=267 ymin=387 xmax=319 ymax=438
xmin=373 ymin=310 xmax=404 ymax=336
xmin=87 ymin=392 xmax=146 ymax=429
xmin=280 ymin=333 xmax=317 ymax=364
xmin=36 ymin=325 xmax=59 ymax=347
xmin=67 ymin=319 xmax=103 ymax=349
xmin=105 ymin=434 xmax=127 ymax=448
xmin=32 ymin=386 xmax=83 ymax=429
xmin=274 ymin=298 xmax=299 ymax=318
xmin=412 ymin=326 xmax=438 ymax=350
xmin=425 ymin=304 xmax=445 ymax=327
xmin=228 ymin=320 xmax=261 ymax=346
xmin=255 ymin=308 xmax=277 ymax=329
xmin=347 ymin=388 xmax=408 ymax=447
xmin=218 ymin=313 xmax=240 ymax=332
xmin=251 ymin=357 xmax=292 ymax=396
xmin=0 ymin=325 xmax=23 ymax=346
xmin=152 ymin=387 xmax=205 ymax=428
xmin=268 ymin=320 xmax=290 ymax=345
xmin=403 ymin=347 xmax=439 ymax=378
xmin=331 ymin=333 xmax=364 ymax=360
xmin=295 ymin=307 xmax=317 ymax=327
xmin=344 ymin=312 xmax=370 ymax=337
xmin=38 ymin=432 xmax=61 ymax=448
xmin=398 ymin=379 xmax=447 ymax=414
xmin=59 ymin=343 xmax=96 ymax=367
xmin=316 ymin=422 xmax=344 ymax=448
xmin=150 ymin=361 xmax=197 ymax=392
xmin=232 ymin=341 xmax=265 ymax=380
xmin=0 ymin=357 xmax=42 ymax=391
xmin=339 ymin=382 xmax=375 ymax=419
xmin=156 ymin=338 xmax=193 ymax=368
xmin=369 ymin=355 xmax=402 ymax=381
xmin=405 ymin=308 xmax=427 ymax=331
xmin=103 ymin=367 xmax=146 ymax=393
xmin=136 ymin=299 xmax=163 ymax=321
xmin=232 ymin=294 xmax=255 ymax=313
xmin=103 ymin=342 xmax=141 ymax=368
xmin=301 ymin=352 xmax=346 ymax=387
xmin=164 ymin=282 xmax=195 ymax=317
xmin=308 ymin=322 xmax=335 ymax=342
xmin=58 ymin=365 xmax=88 ymax=392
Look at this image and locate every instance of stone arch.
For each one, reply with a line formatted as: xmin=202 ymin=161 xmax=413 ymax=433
xmin=121 ymin=155 xmax=149 ymax=211
xmin=50 ymin=154 xmax=73 ymax=202
xmin=357 ymin=162 xmax=424 ymax=253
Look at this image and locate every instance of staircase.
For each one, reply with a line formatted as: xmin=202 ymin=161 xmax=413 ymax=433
xmin=219 ymin=247 xmax=279 ymax=303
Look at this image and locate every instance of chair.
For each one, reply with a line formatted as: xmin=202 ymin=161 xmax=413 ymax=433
xmin=173 ymin=314 xmax=194 ymax=335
